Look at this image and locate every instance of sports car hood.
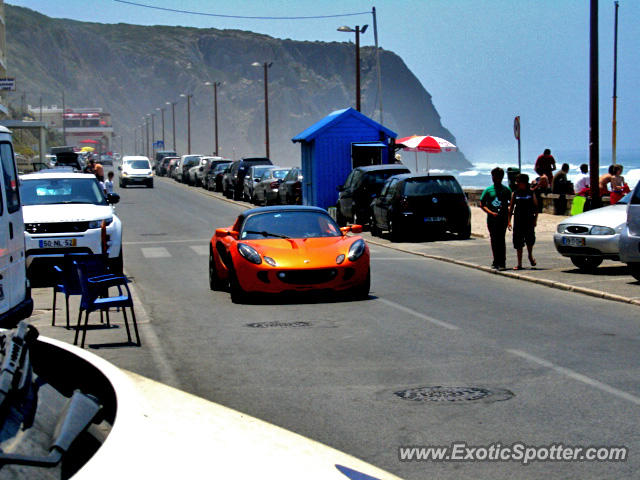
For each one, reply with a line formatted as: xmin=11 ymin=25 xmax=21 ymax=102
xmin=245 ymin=236 xmax=366 ymax=268
xmin=22 ymin=204 xmax=114 ymax=223
xmin=558 ymin=204 xmax=627 ymax=229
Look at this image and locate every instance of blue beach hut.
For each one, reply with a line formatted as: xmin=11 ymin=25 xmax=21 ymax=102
xmin=291 ymin=108 xmax=397 ymax=210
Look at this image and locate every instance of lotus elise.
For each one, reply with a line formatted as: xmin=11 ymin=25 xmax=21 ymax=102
xmin=209 ymin=206 xmax=370 ymax=302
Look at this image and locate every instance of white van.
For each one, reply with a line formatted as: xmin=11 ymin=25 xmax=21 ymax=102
xmin=0 ymin=126 xmax=33 ymax=326
xmin=119 ymin=156 xmax=153 ymax=188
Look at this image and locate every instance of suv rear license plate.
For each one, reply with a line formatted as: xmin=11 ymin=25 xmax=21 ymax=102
xmin=562 ymin=236 xmax=585 ymax=247
xmin=39 ymin=239 xmax=77 ymax=248
xmin=424 ymin=216 xmax=446 ymax=223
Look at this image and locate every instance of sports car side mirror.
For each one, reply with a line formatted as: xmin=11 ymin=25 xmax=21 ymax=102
xmin=216 ymin=228 xmax=239 ymax=239
xmin=350 ymin=225 xmax=363 ymax=234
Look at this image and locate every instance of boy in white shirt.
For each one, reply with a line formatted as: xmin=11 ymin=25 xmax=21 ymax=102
xmin=103 ymin=171 xmax=115 ymax=194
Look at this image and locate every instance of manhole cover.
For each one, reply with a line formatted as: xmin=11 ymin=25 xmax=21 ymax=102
xmin=394 ymin=386 xmax=514 ymax=404
xmin=246 ymin=321 xmax=311 ymax=328
xmin=140 ymin=233 xmax=167 ymax=236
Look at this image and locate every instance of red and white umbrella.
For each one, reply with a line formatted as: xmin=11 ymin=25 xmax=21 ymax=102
xmin=396 ymin=135 xmax=457 ymax=153
xmin=396 ymin=135 xmax=457 ymax=172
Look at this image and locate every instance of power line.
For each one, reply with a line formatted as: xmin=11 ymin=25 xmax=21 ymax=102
xmin=113 ymin=0 xmax=369 ymax=20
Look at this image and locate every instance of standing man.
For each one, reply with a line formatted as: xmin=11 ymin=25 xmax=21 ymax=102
xmin=552 ymin=163 xmax=573 ymax=215
xmin=480 ymin=167 xmax=512 ymax=270
xmin=534 ymin=148 xmax=556 ymax=185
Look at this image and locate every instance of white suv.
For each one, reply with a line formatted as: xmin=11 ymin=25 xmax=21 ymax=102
xmin=20 ymin=171 xmax=123 ymax=284
xmin=119 ymin=156 xmax=153 ymax=188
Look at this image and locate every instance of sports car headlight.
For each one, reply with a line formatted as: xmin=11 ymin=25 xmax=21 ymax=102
xmin=237 ymin=243 xmax=262 ymax=265
xmin=347 ymin=239 xmax=366 ymax=261
xmin=590 ymin=226 xmax=615 ymax=236
xmin=89 ymin=217 xmax=114 ymax=229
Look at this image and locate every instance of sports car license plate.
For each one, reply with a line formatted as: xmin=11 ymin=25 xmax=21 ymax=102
xmin=424 ymin=216 xmax=446 ymax=223
xmin=39 ymin=238 xmax=77 ymax=248
xmin=562 ymin=236 xmax=585 ymax=247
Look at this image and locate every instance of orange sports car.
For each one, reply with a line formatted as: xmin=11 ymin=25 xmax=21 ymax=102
xmin=208 ymin=206 xmax=370 ymax=303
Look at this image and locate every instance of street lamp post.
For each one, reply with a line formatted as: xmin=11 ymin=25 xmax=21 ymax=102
xmin=180 ymin=94 xmax=193 ymax=154
xmin=337 ymin=24 xmax=368 ymax=112
xmin=251 ymin=62 xmax=272 ymax=158
xmin=144 ymin=117 xmax=150 ymax=158
xmin=157 ymin=107 xmax=166 ymax=149
xmin=166 ymin=101 xmax=177 ymax=152
xmin=205 ymin=81 xmax=221 ymax=155
xmin=150 ymin=113 xmax=156 ymax=159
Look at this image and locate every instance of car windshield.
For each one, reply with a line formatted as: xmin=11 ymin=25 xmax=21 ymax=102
xmin=184 ymin=157 xmax=200 ymax=167
xmin=240 ymin=211 xmax=341 ymax=239
xmin=253 ymin=166 xmax=272 ymax=177
xmin=403 ymin=177 xmax=463 ymax=196
xmin=20 ymin=177 xmax=108 ymax=206
xmin=364 ymin=170 xmax=408 ymax=186
xmin=273 ymin=169 xmax=289 ymax=179
xmin=126 ymin=160 xmax=150 ymax=169
xmin=617 ymin=192 xmax=632 ymax=205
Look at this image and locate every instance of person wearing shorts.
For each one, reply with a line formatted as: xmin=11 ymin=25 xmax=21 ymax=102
xmin=508 ymin=173 xmax=538 ymax=270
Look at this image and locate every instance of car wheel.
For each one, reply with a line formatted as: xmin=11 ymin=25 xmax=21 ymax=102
xmin=351 ymin=269 xmax=370 ymax=300
xmin=209 ymin=251 xmax=224 ymax=291
xmin=148 ymin=181 xmax=154 ymax=188
xmin=370 ymin=215 xmax=381 ymax=237
xmin=628 ymin=263 xmax=640 ymax=282
xmin=229 ymin=269 xmax=247 ymax=304
xmin=458 ymin=224 xmax=471 ymax=240
xmin=110 ymin=248 xmax=124 ymax=275
xmin=389 ymin=217 xmax=403 ymax=242
xmin=570 ymin=256 xmax=603 ymax=271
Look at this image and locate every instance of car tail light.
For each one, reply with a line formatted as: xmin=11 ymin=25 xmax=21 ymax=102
xmin=270 ymin=181 xmax=279 ymax=189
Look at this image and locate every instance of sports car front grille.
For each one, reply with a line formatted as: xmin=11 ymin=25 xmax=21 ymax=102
xmin=276 ymin=269 xmax=338 ymax=285
xmin=25 ymin=222 xmax=89 ymax=234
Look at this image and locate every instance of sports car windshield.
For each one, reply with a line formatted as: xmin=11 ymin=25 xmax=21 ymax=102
xmin=20 ymin=178 xmax=108 ymax=206
xmin=241 ymin=211 xmax=341 ymax=240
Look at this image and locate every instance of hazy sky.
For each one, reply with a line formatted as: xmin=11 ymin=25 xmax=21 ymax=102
xmin=7 ymin=0 xmax=639 ymax=166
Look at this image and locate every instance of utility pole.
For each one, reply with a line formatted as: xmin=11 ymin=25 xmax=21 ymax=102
xmin=167 ymin=101 xmax=176 ymax=152
xmin=180 ymin=94 xmax=193 ymax=154
xmin=589 ymin=0 xmax=601 ymax=209
xmin=61 ymin=90 xmax=66 ymax=144
xmin=205 ymin=81 xmax=221 ymax=155
xmin=372 ymin=7 xmax=383 ymax=123
xmin=612 ymin=0 xmax=619 ymax=165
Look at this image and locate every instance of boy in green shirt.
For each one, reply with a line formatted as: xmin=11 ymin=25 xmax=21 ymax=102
xmin=480 ymin=167 xmax=512 ymax=269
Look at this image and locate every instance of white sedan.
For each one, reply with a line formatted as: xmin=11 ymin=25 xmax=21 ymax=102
xmin=553 ymin=194 xmax=630 ymax=271
xmin=20 ymin=171 xmax=123 ymax=283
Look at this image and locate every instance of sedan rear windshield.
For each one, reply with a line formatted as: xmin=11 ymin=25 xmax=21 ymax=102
xmin=241 ymin=211 xmax=341 ymax=239
xmin=125 ymin=160 xmax=150 ymax=169
xmin=403 ymin=177 xmax=463 ymax=196
xmin=20 ymin=178 xmax=107 ymax=206
xmin=364 ymin=170 xmax=409 ymax=186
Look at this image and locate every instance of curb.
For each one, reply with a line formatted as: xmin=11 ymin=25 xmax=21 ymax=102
xmin=156 ymin=176 xmax=640 ymax=308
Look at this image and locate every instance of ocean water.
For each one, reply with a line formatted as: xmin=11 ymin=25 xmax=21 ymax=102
xmin=426 ymin=150 xmax=640 ymax=191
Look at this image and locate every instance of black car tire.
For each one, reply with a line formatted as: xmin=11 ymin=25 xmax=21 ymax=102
xmin=389 ymin=217 xmax=404 ymax=242
xmin=570 ymin=256 xmax=603 ymax=271
xmin=370 ymin=215 xmax=381 ymax=237
xmin=209 ymin=251 xmax=225 ymax=291
xmin=229 ymin=269 xmax=247 ymax=304
xmin=458 ymin=224 xmax=471 ymax=240
xmin=629 ymin=263 xmax=640 ymax=282
xmin=351 ymin=269 xmax=370 ymax=300
xmin=147 ymin=181 xmax=154 ymax=188
xmin=110 ymin=248 xmax=124 ymax=275
xmin=120 ymin=181 xmax=126 ymax=188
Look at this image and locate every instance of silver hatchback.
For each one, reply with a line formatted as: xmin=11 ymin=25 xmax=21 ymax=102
xmin=553 ymin=194 xmax=630 ymax=271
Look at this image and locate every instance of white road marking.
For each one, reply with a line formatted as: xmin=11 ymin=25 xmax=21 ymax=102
xmin=507 ymin=349 xmax=640 ymax=406
xmin=141 ymin=247 xmax=171 ymax=258
xmin=190 ymin=245 xmax=209 ymax=256
xmin=376 ymin=298 xmax=460 ymax=331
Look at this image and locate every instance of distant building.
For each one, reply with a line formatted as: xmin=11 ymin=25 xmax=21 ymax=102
xmin=28 ymin=105 xmax=114 ymax=153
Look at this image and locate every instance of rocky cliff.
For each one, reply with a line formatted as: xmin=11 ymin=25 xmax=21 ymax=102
xmin=6 ymin=4 xmax=470 ymax=169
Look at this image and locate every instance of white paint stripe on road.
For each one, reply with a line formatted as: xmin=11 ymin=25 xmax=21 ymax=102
xmin=189 ymin=245 xmax=209 ymax=256
xmin=376 ymin=298 xmax=460 ymax=331
xmin=141 ymin=247 xmax=171 ymax=258
xmin=507 ymin=349 xmax=640 ymax=406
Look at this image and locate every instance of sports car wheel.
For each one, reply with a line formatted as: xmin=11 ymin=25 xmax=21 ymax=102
xmin=628 ymin=263 xmax=640 ymax=282
xmin=209 ymin=251 xmax=224 ymax=291
xmin=229 ymin=269 xmax=247 ymax=303
xmin=351 ymin=269 xmax=370 ymax=300
xmin=570 ymin=256 xmax=603 ymax=271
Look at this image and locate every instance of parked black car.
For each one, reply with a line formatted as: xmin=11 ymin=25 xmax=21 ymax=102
xmin=223 ymin=157 xmax=272 ymax=200
xmin=336 ymin=164 xmax=411 ymax=227
xmin=207 ymin=162 xmax=231 ymax=191
xmin=370 ymin=174 xmax=471 ymax=241
xmin=204 ymin=159 xmax=232 ymax=190
xmin=278 ymin=167 xmax=303 ymax=205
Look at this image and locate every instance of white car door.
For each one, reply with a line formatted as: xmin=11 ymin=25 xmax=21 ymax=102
xmin=627 ymin=184 xmax=640 ymax=237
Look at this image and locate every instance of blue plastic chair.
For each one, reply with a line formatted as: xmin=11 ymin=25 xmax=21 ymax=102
xmin=52 ymin=253 xmax=116 ymax=329
xmin=73 ymin=260 xmax=141 ymax=348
